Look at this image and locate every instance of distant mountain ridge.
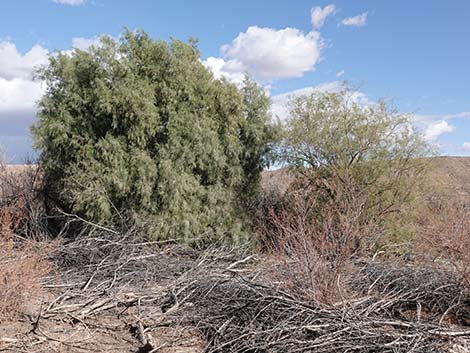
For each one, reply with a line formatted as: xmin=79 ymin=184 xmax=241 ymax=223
xmin=427 ymin=156 xmax=470 ymax=201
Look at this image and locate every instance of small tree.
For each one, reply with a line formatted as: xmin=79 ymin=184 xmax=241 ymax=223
xmin=32 ymin=30 xmax=276 ymax=243
xmin=278 ymin=87 xmax=430 ymax=252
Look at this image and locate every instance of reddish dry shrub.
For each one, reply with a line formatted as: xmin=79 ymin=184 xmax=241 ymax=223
xmin=417 ymin=200 xmax=470 ymax=287
xmin=0 ymin=162 xmax=56 ymax=320
xmin=0 ymin=162 xmax=46 ymax=239
xmin=0 ymin=233 xmax=55 ymax=320
xmin=256 ymin=185 xmax=375 ymax=303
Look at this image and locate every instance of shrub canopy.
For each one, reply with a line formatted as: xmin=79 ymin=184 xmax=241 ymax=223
xmin=33 ymin=30 xmax=277 ymax=243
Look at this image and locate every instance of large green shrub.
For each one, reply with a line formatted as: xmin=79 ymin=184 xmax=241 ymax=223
xmin=32 ymin=30 xmax=277 ymax=243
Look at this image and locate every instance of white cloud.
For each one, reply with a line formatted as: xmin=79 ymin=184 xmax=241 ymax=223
xmin=271 ymin=81 xmax=345 ymax=121
xmin=340 ymin=12 xmax=368 ymax=27
xmin=218 ymin=26 xmax=323 ymax=80
xmin=270 ymin=82 xmax=400 ymax=124
xmin=423 ymin=120 xmax=455 ymax=141
xmin=0 ymin=41 xmax=49 ymax=162
xmin=336 ymin=69 xmax=345 ymax=77
xmin=462 ymin=142 xmax=470 ymax=151
xmin=0 ymin=42 xmax=49 ymax=80
xmin=413 ymin=111 xmax=470 ymax=124
xmin=411 ymin=112 xmax=468 ymax=151
xmin=52 ymin=0 xmax=87 ymax=5
xmin=311 ymin=4 xmax=336 ymax=29
xmin=201 ymin=57 xmax=245 ymax=86
xmin=0 ymin=41 xmax=47 ymax=114
xmin=72 ymin=36 xmax=102 ymax=51
xmin=0 ymin=77 xmax=43 ymax=162
xmin=0 ymin=78 xmax=44 ymax=113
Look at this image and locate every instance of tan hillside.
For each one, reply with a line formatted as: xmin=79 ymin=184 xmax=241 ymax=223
xmin=261 ymin=156 xmax=470 ymax=201
xmin=427 ymin=156 xmax=470 ymax=201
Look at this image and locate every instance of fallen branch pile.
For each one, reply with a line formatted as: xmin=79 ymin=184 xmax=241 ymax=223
xmin=164 ymin=268 xmax=470 ymax=353
xmin=352 ymin=261 xmax=470 ymax=326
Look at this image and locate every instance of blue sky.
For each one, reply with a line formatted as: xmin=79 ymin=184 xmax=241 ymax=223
xmin=0 ymin=0 xmax=469 ymax=162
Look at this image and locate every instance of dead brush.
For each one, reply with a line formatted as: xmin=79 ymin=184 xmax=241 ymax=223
xmin=256 ymin=185 xmax=378 ymax=304
xmin=352 ymin=261 xmax=470 ymax=326
xmin=0 ymin=232 xmax=55 ymax=320
xmin=0 ymin=161 xmax=47 ymax=239
xmin=0 ymin=205 xmax=57 ymax=320
xmin=417 ymin=200 xmax=470 ymax=288
xmin=0 ymin=161 xmax=56 ymax=320
xmin=164 ymin=265 xmax=470 ymax=353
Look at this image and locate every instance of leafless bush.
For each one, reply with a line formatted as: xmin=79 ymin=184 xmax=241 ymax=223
xmin=0 ymin=159 xmax=47 ymax=239
xmin=256 ymin=183 xmax=380 ymax=303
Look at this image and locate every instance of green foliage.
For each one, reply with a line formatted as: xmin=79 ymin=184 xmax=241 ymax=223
xmin=240 ymin=76 xmax=280 ymax=198
xmin=279 ymin=86 xmax=431 ymax=249
xmin=32 ymin=30 xmax=276 ymax=243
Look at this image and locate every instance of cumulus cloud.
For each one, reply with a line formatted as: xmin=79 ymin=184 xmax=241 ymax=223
xmin=0 ymin=42 xmax=49 ymax=80
xmin=201 ymin=57 xmax=245 ymax=86
xmin=340 ymin=12 xmax=368 ymax=27
xmin=72 ymin=36 xmax=102 ymax=51
xmin=0 ymin=41 xmax=47 ymax=113
xmin=423 ymin=120 xmax=455 ymax=141
xmin=412 ymin=111 xmax=467 ymax=145
xmin=336 ymin=69 xmax=345 ymax=77
xmin=0 ymin=78 xmax=44 ymax=113
xmin=214 ymin=26 xmax=323 ymax=81
xmin=311 ymin=4 xmax=336 ymax=29
xmin=0 ymin=41 xmax=49 ymax=161
xmin=203 ymin=9 xmax=327 ymax=83
xmin=271 ymin=81 xmax=348 ymax=121
xmin=272 ymin=81 xmax=372 ymax=115
xmin=52 ymin=0 xmax=87 ymax=5
xmin=462 ymin=142 xmax=470 ymax=151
